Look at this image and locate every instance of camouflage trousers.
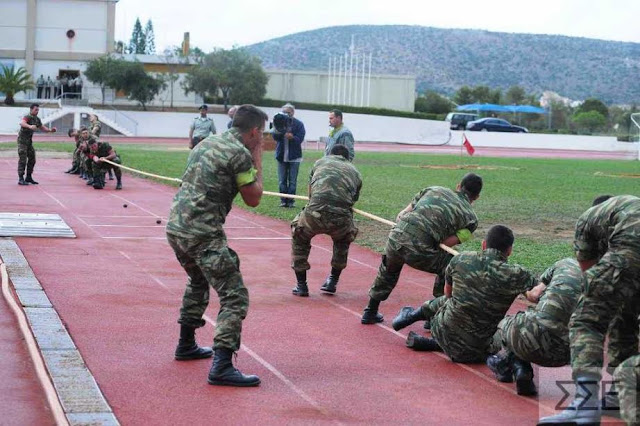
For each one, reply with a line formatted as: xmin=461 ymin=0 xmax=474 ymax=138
xmin=613 ymin=354 xmax=640 ymax=425
xmin=291 ymin=209 xmax=358 ymax=271
xmin=166 ymin=232 xmax=249 ymax=352
xmin=496 ymin=312 xmax=569 ymax=367
xmin=93 ymin=156 xmax=122 ymax=180
xmin=424 ymin=296 xmax=502 ymax=363
xmin=570 ymin=249 xmax=640 ymax=380
xmin=368 ymin=229 xmax=452 ymax=301
xmin=17 ymin=142 xmax=36 ymax=177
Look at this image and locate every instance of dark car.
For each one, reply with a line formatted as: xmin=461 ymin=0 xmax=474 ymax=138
xmin=466 ymin=118 xmax=528 ymax=133
xmin=445 ymin=112 xmax=479 ymax=130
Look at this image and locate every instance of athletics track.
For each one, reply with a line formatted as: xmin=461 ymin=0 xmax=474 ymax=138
xmin=0 ymin=140 xmax=628 ymax=425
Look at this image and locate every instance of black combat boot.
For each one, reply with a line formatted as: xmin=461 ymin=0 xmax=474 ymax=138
xmin=93 ymin=174 xmax=105 ymax=189
xmin=292 ymin=270 xmax=309 ymax=297
xmin=115 ymin=179 xmax=122 ymax=190
xmin=18 ymin=175 xmax=28 ymax=185
xmin=174 ymin=325 xmax=213 ymax=361
xmin=392 ymin=306 xmax=426 ymax=331
xmin=537 ymin=374 xmax=601 ymax=425
xmin=320 ymin=268 xmax=341 ymax=294
xmin=514 ymin=358 xmax=537 ymax=396
xmin=108 ymin=169 xmax=114 ymax=180
xmin=601 ymin=382 xmax=621 ymax=417
xmin=25 ymin=174 xmax=38 ymax=184
xmin=86 ymin=176 xmax=94 ymax=185
xmin=486 ymin=352 xmax=515 ymax=383
xmin=361 ymin=298 xmax=384 ymax=324
xmin=208 ymin=348 xmax=260 ymax=387
xmin=405 ymin=331 xmax=443 ymax=351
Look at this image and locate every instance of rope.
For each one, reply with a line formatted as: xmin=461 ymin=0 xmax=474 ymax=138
xmin=0 ymin=261 xmax=70 ymax=426
xmin=101 ymin=160 xmax=459 ymax=256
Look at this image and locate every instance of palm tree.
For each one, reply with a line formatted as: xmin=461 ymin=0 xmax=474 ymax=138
xmin=0 ymin=65 xmax=34 ymax=105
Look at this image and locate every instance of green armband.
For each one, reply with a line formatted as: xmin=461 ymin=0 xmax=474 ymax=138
xmin=456 ymin=228 xmax=472 ymax=243
xmin=236 ymin=167 xmax=258 ymax=187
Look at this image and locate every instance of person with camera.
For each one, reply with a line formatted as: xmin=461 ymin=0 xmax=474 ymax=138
xmin=188 ymin=104 xmax=216 ymax=149
xmin=326 ymin=109 xmax=355 ymax=161
xmin=273 ymin=103 xmax=306 ymax=208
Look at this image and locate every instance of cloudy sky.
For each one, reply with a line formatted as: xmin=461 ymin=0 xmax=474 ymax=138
xmin=115 ymin=0 xmax=640 ymax=52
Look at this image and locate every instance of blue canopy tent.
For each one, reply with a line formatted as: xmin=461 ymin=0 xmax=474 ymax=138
xmin=456 ymin=103 xmax=547 ymax=114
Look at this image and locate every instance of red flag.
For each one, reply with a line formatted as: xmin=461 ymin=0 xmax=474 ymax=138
xmin=462 ymin=133 xmax=475 ymax=156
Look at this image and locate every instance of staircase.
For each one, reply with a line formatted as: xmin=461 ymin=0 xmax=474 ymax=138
xmin=41 ymin=106 xmax=136 ymax=136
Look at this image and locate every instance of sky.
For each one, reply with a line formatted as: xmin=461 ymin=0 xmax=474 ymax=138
xmin=115 ymin=0 xmax=640 ymax=52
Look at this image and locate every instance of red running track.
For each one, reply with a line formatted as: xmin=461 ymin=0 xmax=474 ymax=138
xmin=0 ymin=156 xmax=624 ymax=425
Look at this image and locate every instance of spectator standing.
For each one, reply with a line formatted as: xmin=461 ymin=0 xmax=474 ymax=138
xmin=36 ymin=75 xmax=45 ymax=99
xmin=273 ymin=103 xmax=306 ymax=208
xmin=76 ymin=75 xmax=83 ymax=99
xmin=325 ymin=109 xmax=355 ymax=161
xmin=44 ymin=76 xmax=53 ymax=99
xmin=188 ymin=104 xmax=216 ymax=149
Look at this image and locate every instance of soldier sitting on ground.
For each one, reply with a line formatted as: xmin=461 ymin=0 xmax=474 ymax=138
xmin=486 ymin=257 xmax=584 ymax=396
xmin=290 ymin=144 xmax=362 ymax=297
xmin=361 ymin=173 xmax=482 ymax=325
xmin=392 ymin=225 xmax=538 ymax=366
xmin=89 ymin=139 xmax=123 ymax=190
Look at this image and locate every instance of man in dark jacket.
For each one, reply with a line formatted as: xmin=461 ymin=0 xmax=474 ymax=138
xmin=273 ymin=103 xmax=306 ymax=208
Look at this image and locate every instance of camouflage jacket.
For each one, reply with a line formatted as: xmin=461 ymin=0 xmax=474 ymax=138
xmin=17 ymin=114 xmax=42 ymax=144
xmin=433 ymin=249 xmax=537 ymax=358
xmin=90 ymin=121 xmax=102 ymax=138
xmin=395 ymin=186 xmax=478 ymax=246
xmin=166 ymin=129 xmax=257 ymax=239
xmin=533 ymin=257 xmax=584 ymax=336
xmin=306 ymin=155 xmax=362 ymax=215
xmin=80 ymin=135 xmax=98 ymax=154
xmin=90 ymin=141 xmax=115 ymax=158
xmin=574 ymin=195 xmax=640 ymax=261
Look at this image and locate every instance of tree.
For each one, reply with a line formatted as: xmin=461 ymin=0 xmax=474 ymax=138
xmin=0 ymin=65 xmax=34 ymax=105
xmin=144 ymin=20 xmax=155 ymax=54
xmin=505 ymin=86 xmax=526 ymax=105
xmin=85 ymin=55 xmax=122 ymax=104
xmin=106 ymin=61 xmax=164 ymax=110
xmin=577 ymin=98 xmax=608 ymax=118
xmin=183 ymin=48 xmax=268 ymax=108
xmin=128 ymin=18 xmax=146 ymax=54
xmin=453 ymin=86 xmax=474 ymax=106
xmin=572 ymin=111 xmax=607 ymax=133
xmin=415 ymin=91 xmax=453 ymax=114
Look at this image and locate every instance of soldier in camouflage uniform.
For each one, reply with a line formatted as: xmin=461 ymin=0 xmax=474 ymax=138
xmin=290 ymin=144 xmax=362 ymax=297
xmin=361 ymin=173 xmax=483 ymax=324
xmin=166 ymin=105 xmax=267 ymax=387
xmin=486 ymin=257 xmax=584 ymax=396
xmin=89 ymin=114 xmax=113 ymax=180
xmin=78 ymin=128 xmax=98 ymax=184
xmin=89 ymin=140 xmax=122 ymax=190
xmin=397 ymin=225 xmax=538 ymax=365
xmin=613 ymin=355 xmax=640 ymax=425
xmin=17 ymin=103 xmax=56 ymax=185
xmin=539 ymin=195 xmax=640 ymax=425
xmin=65 ymin=127 xmax=85 ymax=174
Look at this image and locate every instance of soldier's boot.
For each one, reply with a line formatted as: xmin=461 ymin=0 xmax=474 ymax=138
xmin=513 ymin=358 xmax=537 ymax=396
xmin=361 ymin=298 xmax=384 ymax=324
xmin=65 ymin=166 xmax=74 ymax=173
xmin=174 ymin=325 xmax=213 ymax=361
xmin=392 ymin=306 xmax=426 ymax=331
xmin=320 ymin=268 xmax=341 ymax=294
xmin=25 ymin=174 xmax=38 ymax=185
xmin=601 ymin=383 xmax=621 ymax=418
xmin=108 ymin=169 xmax=114 ymax=180
xmin=86 ymin=176 xmax=94 ymax=185
xmin=292 ymin=270 xmax=309 ymax=297
xmin=207 ymin=348 xmax=260 ymax=387
xmin=486 ymin=352 xmax=515 ymax=383
xmin=115 ymin=178 xmax=122 ymax=190
xmin=537 ymin=375 xmax=601 ymax=425
xmin=18 ymin=175 xmax=28 ymax=185
xmin=93 ymin=174 xmax=104 ymax=189
xmin=405 ymin=331 xmax=443 ymax=351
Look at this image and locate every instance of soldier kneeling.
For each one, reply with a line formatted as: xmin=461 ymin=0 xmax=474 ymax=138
xmin=90 ymin=140 xmax=122 ymax=190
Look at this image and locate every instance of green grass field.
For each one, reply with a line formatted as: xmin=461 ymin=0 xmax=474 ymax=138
xmin=4 ymin=141 xmax=639 ymax=274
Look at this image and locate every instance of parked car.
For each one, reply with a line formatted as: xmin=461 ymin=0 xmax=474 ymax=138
xmin=466 ymin=118 xmax=528 ymax=133
xmin=445 ymin=112 xmax=479 ymax=130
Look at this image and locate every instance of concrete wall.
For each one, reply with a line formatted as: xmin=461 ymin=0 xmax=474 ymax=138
xmin=266 ymin=69 xmax=416 ymax=112
xmin=0 ymin=0 xmax=28 ymax=50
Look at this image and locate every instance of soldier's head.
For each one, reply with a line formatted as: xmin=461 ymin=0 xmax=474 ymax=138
xmin=81 ymin=128 xmax=90 ymax=139
xmin=233 ymin=104 xmax=268 ymax=150
xmin=329 ymin=109 xmax=343 ymax=128
xmin=29 ymin=103 xmax=40 ymax=116
xmin=592 ymin=195 xmax=613 ymax=206
xmin=483 ymin=225 xmax=514 ymax=257
xmin=89 ymin=114 xmax=98 ymax=123
xmin=198 ymin=104 xmax=208 ymax=117
xmin=457 ymin=173 xmax=482 ymax=202
xmin=67 ymin=128 xmax=77 ymax=137
xmin=228 ymin=105 xmax=238 ymax=119
xmin=330 ymin=144 xmax=350 ymax=161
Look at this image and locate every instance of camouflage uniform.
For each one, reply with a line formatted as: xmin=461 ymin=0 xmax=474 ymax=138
xmin=613 ymin=355 xmax=640 ymax=425
xmin=166 ymin=129 xmax=258 ymax=352
xmin=80 ymin=135 xmax=98 ymax=177
xmin=419 ymin=249 xmax=537 ymax=363
xmin=570 ymin=195 xmax=640 ymax=380
xmin=17 ymin=114 xmax=42 ymax=178
xmin=90 ymin=120 xmax=102 ymax=137
xmin=496 ymin=258 xmax=584 ymax=367
xmin=90 ymin=141 xmax=122 ymax=180
xmin=71 ymin=132 xmax=82 ymax=171
xmin=291 ymin=154 xmax=362 ymax=272
xmin=368 ymin=186 xmax=478 ymax=301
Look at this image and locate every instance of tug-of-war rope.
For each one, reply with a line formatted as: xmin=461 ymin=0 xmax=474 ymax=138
xmin=100 ymin=159 xmax=459 ymax=257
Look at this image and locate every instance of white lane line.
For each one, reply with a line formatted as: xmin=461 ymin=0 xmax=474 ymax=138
xmin=90 ymin=225 xmax=164 ymax=228
xmin=100 ymin=236 xmax=291 ymax=240
xmin=78 ymin=215 xmax=160 ymax=218
xmin=202 ymin=314 xmax=337 ymax=423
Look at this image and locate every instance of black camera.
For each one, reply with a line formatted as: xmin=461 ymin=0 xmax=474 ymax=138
xmin=272 ymin=112 xmax=292 ymax=135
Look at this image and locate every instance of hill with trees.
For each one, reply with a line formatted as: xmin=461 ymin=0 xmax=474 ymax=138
xmin=245 ymin=25 xmax=640 ymax=105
